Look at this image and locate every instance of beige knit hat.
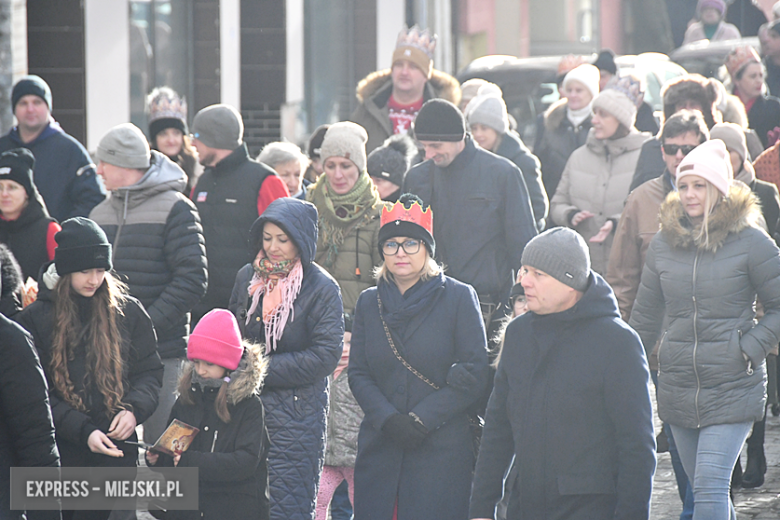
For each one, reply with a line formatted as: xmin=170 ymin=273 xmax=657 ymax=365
xmin=320 ymin=122 xmax=368 ymax=171
xmin=392 ymin=25 xmax=437 ymax=79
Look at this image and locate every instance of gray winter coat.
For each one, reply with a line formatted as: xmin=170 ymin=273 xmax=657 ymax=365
xmin=630 ymin=184 xmax=780 ymax=428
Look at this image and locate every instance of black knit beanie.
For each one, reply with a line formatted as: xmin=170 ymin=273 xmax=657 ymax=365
xmin=413 ymin=99 xmax=466 ymax=142
xmin=367 ymin=134 xmax=415 ymax=188
xmin=308 ymin=124 xmax=330 ymax=159
xmin=12 ymin=75 xmax=52 ymax=110
xmin=0 ymin=148 xmax=36 ymax=199
xmin=378 ymin=193 xmax=435 ymax=258
xmin=593 ymin=49 xmax=617 ymax=76
xmin=54 ymin=217 xmax=112 ymax=276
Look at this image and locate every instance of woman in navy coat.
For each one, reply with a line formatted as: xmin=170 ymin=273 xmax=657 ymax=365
xmin=229 ymin=197 xmax=343 ymax=520
xmin=348 ymin=194 xmax=489 ymax=520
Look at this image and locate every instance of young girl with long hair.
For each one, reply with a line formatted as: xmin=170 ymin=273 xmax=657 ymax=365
xmin=16 ymin=217 xmax=163 ymax=520
xmin=146 ymin=309 xmax=270 ymax=519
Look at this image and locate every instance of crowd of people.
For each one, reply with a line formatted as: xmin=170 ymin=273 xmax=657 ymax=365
xmin=2 ymin=1 xmax=780 ymax=519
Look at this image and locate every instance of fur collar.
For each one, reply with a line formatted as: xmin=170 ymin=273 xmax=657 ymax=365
xmin=355 ymin=68 xmax=461 ymax=105
xmin=585 ymin=128 xmax=649 ymax=156
xmin=543 ymin=98 xmax=569 ymax=131
xmin=659 ymin=182 xmax=762 ymax=253
xmin=182 ymin=345 xmax=268 ymax=405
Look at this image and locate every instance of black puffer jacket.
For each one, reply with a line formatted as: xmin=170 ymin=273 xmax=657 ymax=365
xmin=532 ymin=98 xmax=591 ymax=198
xmin=494 ymin=131 xmax=549 ymax=230
xmin=0 ymin=314 xmax=60 ymax=520
xmin=229 ymin=198 xmax=343 ymax=520
xmin=630 ymin=184 xmax=780 ymax=428
xmin=153 ymin=349 xmax=270 ymax=520
xmin=90 ymin=151 xmax=208 ymax=358
xmin=403 ymin=137 xmax=537 ymax=302
xmin=0 ymin=244 xmax=24 ymax=317
xmin=15 ymin=266 xmax=163 ymax=467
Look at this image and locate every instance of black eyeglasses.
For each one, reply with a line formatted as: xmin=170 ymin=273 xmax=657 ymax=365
xmin=662 ymin=144 xmax=697 ymax=156
xmin=382 ymin=239 xmax=421 ymax=256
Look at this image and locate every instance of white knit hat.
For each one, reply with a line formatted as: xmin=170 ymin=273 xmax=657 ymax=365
xmin=676 ymin=139 xmax=733 ymax=196
xmin=562 ymin=64 xmax=600 ymax=100
xmin=320 ymin=122 xmax=368 ymax=171
xmin=467 ymin=95 xmax=509 ymax=134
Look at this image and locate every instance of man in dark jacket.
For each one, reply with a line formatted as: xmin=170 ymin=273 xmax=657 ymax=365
xmin=0 ymin=75 xmax=104 ymax=221
xmin=403 ymin=99 xmax=537 ymax=340
xmin=189 ymin=104 xmax=289 ymax=322
xmin=469 ymin=228 xmax=656 ymax=520
xmin=89 ymin=122 xmax=208 ymax=445
xmin=350 ymin=25 xmax=461 ymax=153
xmin=0 ymin=262 xmax=61 ymax=520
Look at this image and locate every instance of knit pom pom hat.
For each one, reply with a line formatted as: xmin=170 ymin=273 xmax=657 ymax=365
xmin=592 ymin=75 xmax=643 ymax=129
xmin=320 ymin=122 xmax=369 ymax=172
xmin=367 ymin=134 xmax=416 ymax=188
xmin=676 ymin=139 xmax=733 ymax=196
xmin=188 ymin=309 xmax=244 ymax=371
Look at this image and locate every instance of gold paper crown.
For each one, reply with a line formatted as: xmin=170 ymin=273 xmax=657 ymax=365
xmin=396 ymin=25 xmax=437 ymax=59
xmin=724 ymin=45 xmax=761 ymax=79
xmin=146 ymin=86 xmax=188 ymax=123
xmin=381 ymin=199 xmax=433 ymax=234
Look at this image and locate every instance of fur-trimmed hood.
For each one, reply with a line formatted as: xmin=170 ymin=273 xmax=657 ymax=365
xmin=355 ymin=68 xmax=461 ymax=106
xmin=659 ymin=182 xmax=762 ymax=252
xmin=543 ymin=98 xmax=570 ymax=131
xmin=585 ymin=127 xmax=649 ymax=157
xmin=183 ymin=344 xmax=268 ymax=405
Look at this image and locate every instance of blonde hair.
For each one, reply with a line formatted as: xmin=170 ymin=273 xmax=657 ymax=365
xmin=687 ymin=179 xmax=724 ymax=248
xmin=373 ymin=254 xmax=442 ymax=284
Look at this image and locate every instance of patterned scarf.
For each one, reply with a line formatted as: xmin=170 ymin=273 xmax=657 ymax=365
xmin=247 ymin=250 xmax=304 ymax=354
xmin=307 ymin=170 xmax=382 ymax=268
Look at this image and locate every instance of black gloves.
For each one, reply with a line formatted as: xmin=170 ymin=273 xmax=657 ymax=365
xmin=382 ymin=413 xmax=428 ymax=450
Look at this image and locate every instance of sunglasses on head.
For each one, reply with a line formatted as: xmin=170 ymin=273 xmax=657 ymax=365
xmin=662 ymin=144 xmax=697 ymax=156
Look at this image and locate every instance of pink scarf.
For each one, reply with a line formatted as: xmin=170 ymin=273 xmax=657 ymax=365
xmin=247 ymin=250 xmax=304 ymax=354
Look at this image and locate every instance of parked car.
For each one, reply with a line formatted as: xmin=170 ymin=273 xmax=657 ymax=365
xmin=457 ymin=53 xmax=687 ymax=148
xmin=670 ymin=37 xmax=761 ymax=79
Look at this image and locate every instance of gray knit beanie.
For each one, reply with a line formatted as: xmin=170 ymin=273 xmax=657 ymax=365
xmin=191 ymin=104 xmax=244 ymax=150
xmin=521 ymin=227 xmax=590 ymax=291
xmin=96 ymin=123 xmax=151 ymax=169
xmin=320 ymin=122 xmax=368 ymax=171
xmin=467 ymin=95 xmax=509 ymax=134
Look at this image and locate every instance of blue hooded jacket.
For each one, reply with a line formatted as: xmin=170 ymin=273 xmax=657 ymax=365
xmin=229 ymin=197 xmax=343 ymax=520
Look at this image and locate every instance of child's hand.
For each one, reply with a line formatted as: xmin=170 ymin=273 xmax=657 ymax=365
xmin=108 ymin=410 xmax=137 ymax=441
xmin=87 ymin=430 xmax=123 ymax=457
xmin=173 ymin=453 xmax=181 ymax=467
xmin=145 ymin=451 xmax=159 ymax=466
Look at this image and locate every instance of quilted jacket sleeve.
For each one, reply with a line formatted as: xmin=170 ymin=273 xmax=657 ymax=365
xmin=262 ymin=277 xmax=344 ymax=389
xmin=628 ymin=241 xmax=667 ymax=357
xmin=144 ymin=199 xmax=208 ymax=336
xmin=742 ymin=230 xmax=780 ymax=366
xmin=122 ymin=299 xmax=164 ymax=425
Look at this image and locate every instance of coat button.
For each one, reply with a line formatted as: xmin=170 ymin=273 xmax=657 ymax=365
xmin=294 ymin=395 xmax=299 ymax=401
xmin=396 ymin=385 xmax=405 ymax=394
xmin=204 ymin=426 xmax=209 ymax=431
xmin=256 ymin=316 xmax=261 ymax=322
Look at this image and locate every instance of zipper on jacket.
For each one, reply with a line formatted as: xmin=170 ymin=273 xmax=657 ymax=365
xmin=111 ymin=192 xmax=131 ymax=262
xmin=692 ymin=251 xmax=702 ymax=428
xmin=210 ymin=430 xmax=219 ymax=452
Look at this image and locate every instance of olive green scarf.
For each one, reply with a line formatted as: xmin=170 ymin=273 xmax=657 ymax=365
xmin=307 ymin=170 xmax=381 ymax=268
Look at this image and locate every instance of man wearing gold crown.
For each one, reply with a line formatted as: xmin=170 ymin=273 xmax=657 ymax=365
xmin=350 ymin=25 xmax=461 ymax=154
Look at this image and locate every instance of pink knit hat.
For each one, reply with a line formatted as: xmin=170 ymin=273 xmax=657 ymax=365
xmin=187 ymin=309 xmax=244 ymax=371
xmin=676 ymin=139 xmax=733 ymax=196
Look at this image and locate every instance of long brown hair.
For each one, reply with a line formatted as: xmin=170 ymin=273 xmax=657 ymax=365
xmin=50 ymin=271 xmax=128 ymax=417
xmin=177 ymin=368 xmax=233 ymax=423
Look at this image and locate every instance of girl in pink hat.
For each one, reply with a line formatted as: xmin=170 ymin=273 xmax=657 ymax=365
xmin=146 ymin=309 xmax=270 ymax=520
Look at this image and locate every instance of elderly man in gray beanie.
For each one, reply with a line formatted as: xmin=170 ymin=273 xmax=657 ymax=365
xmin=188 ymin=103 xmax=289 ymax=323
xmin=89 ymin=122 xmax=208 ymax=446
xmin=470 ymin=226 xmax=656 ymax=520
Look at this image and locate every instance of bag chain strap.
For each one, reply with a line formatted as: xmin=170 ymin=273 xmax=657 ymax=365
xmin=377 ymin=293 xmax=440 ymax=391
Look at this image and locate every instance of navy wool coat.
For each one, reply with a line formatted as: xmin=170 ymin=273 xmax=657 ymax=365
xmin=349 ymin=275 xmax=489 ymax=520
xmin=229 ymin=198 xmax=344 ymax=520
